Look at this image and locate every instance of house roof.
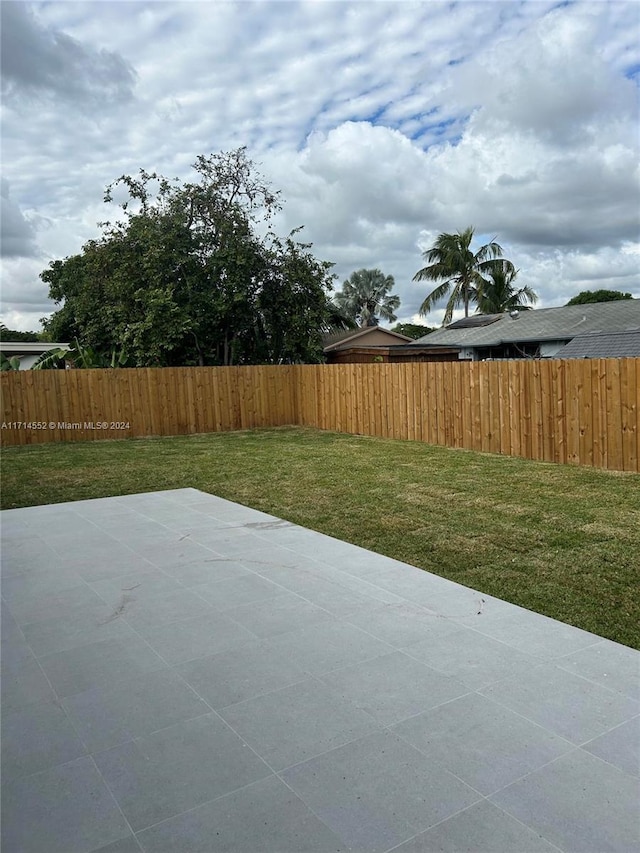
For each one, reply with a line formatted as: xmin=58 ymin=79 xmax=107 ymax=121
xmin=415 ymin=300 xmax=640 ymax=348
xmin=0 ymin=342 xmax=70 ymax=354
xmin=323 ymin=327 xmax=412 ymax=352
xmin=559 ymin=329 xmax=640 ymax=359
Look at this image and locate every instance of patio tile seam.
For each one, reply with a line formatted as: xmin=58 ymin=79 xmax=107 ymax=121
xmin=161 ymin=666 xmax=389 ymax=782
xmin=476 ymin=693 xmax=640 ymax=748
xmin=579 ymin=710 xmax=640 ymax=748
xmin=44 ymin=528 xmax=161 ymax=566
xmin=484 ymin=744 xmax=638 ymax=805
xmin=390 ymin=718 xmax=582 ymax=800
xmin=26 ymin=614 xmax=166 ymax=669
xmin=443 ymin=617 xmax=607 ymax=657
xmin=85 ymin=753 xmax=140 ymax=851
xmin=572 ymin=742 xmax=640 ymax=782
xmin=551 ymin=661 xmax=640 ymax=701
xmin=84 ymin=709 xmax=249 ymax=765
xmin=270 ymin=768 xmax=366 ymax=851
xmin=175 ymin=666 xmax=314 ymax=716
xmin=127 ymin=774 xmax=290 ymax=840
xmin=381 ymin=799 xmax=567 ymax=853
xmin=2 ymin=639 xmax=71 ymax=715
xmin=272 ymin=733 xmax=488 ymax=849
xmin=382 ymin=688 xmax=577 ymax=751
xmin=468 ymin=626 xmax=623 ymax=660
xmin=476 ymin=659 xmax=640 ymax=711
xmin=4 ymin=567 xmax=180 ymax=631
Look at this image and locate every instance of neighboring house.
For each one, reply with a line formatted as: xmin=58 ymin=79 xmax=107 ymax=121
xmin=558 ymin=329 xmax=640 ymax=359
xmin=412 ymin=300 xmax=640 ymax=361
xmin=0 ymin=342 xmax=70 ymax=370
xmin=323 ymin=327 xmax=412 ymax=363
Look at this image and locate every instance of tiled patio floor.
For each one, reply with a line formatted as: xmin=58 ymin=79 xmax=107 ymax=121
xmin=1 ymin=488 xmax=638 ymax=853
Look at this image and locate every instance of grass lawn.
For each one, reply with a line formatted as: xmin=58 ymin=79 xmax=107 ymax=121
xmin=2 ymin=426 xmax=638 ymax=649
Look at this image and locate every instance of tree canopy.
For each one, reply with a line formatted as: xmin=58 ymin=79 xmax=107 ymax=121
xmin=475 ymin=262 xmax=538 ymax=314
xmin=333 ymin=269 xmax=400 ymax=327
xmin=0 ymin=324 xmax=40 ymax=342
xmin=390 ymin=323 xmax=434 ymax=339
xmin=41 ymin=149 xmax=339 ymax=366
xmin=566 ymin=289 xmax=633 ymax=305
xmin=413 ymin=227 xmax=514 ymax=324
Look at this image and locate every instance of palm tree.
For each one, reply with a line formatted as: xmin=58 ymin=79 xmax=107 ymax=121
xmin=334 ymin=269 xmax=400 ymax=327
xmin=476 ymin=262 xmax=538 ymax=314
xmin=322 ymin=298 xmax=358 ymax=333
xmin=413 ymin=227 xmax=514 ymax=324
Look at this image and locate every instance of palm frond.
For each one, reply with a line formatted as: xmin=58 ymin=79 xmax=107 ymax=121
xmin=418 ymin=280 xmax=455 ymax=316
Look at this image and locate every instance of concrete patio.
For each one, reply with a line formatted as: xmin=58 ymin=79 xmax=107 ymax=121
xmin=1 ymin=488 xmax=638 ymax=853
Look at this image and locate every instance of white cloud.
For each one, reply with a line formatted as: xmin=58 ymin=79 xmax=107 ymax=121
xmin=0 ymin=179 xmax=39 ymax=258
xmin=0 ymin=1 xmax=135 ymax=103
xmin=1 ymin=0 xmax=638 ymax=331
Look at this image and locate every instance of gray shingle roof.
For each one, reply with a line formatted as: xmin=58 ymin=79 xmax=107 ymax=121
xmin=415 ymin=300 xmax=640 ymax=348
xmin=559 ymin=329 xmax=640 ymax=358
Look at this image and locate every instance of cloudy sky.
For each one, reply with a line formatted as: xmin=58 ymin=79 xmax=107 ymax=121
xmin=1 ymin=0 xmax=639 ymax=332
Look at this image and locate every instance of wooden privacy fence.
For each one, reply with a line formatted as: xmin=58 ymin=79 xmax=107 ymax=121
xmin=1 ymin=359 xmax=638 ymax=472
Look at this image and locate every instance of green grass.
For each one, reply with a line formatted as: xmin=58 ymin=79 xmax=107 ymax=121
xmin=2 ymin=427 xmax=639 ymax=649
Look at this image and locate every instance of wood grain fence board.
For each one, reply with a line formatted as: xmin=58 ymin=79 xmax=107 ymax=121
xmin=379 ymin=365 xmax=391 ymax=438
xmin=401 ymin=364 xmax=410 ymax=440
xmin=621 ymin=359 xmax=638 ymax=473
xmin=358 ymin=365 xmax=370 ymax=436
xmin=344 ymin=364 xmax=354 ymax=435
xmin=565 ymin=360 xmax=580 ymax=465
xmin=391 ymin=365 xmax=402 ymax=441
xmin=383 ymin=363 xmax=402 ymax=438
xmin=477 ymin=363 xmax=490 ymax=453
xmin=589 ymin=360 xmax=604 ymax=469
xmin=521 ymin=361 xmax=535 ymax=461
xmin=15 ymin=372 xmax=29 ymax=444
xmin=636 ymin=359 xmax=640 ymax=471
xmin=580 ymin=361 xmax=594 ymax=468
xmin=529 ymin=361 xmax=542 ymax=462
xmin=400 ymin=364 xmax=408 ymax=440
xmin=605 ymin=360 xmax=623 ymax=471
xmin=423 ymin=362 xmax=434 ymax=444
xmin=433 ymin=362 xmax=445 ymax=447
xmin=371 ymin=364 xmax=380 ymax=436
xmin=306 ymin=366 xmax=319 ymax=428
xmin=496 ymin=363 xmax=508 ymax=456
xmin=539 ymin=360 xmax=553 ymax=462
xmin=553 ymin=361 xmax=567 ymax=465
xmin=489 ymin=362 xmax=502 ymax=455
xmin=442 ymin=362 xmax=453 ymax=447
xmin=407 ymin=363 xmax=418 ymax=442
xmin=21 ymin=371 xmax=38 ymax=444
xmin=510 ymin=362 xmax=521 ymax=459
xmin=466 ymin=362 xmax=479 ymax=453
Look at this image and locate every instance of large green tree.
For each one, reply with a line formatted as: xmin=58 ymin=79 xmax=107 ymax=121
xmin=566 ymin=289 xmax=633 ymax=305
xmin=42 ymin=149 xmax=337 ymax=366
xmin=413 ymin=227 xmax=514 ymax=324
xmin=333 ymin=269 xmax=400 ymax=327
xmin=0 ymin=324 xmax=40 ymax=342
xmin=475 ymin=262 xmax=538 ymax=314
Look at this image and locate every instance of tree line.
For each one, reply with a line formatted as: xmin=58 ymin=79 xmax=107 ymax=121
xmin=3 ymin=148 xmax=633 ymax=367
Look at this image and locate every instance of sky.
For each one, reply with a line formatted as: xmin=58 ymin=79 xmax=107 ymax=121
xmin=1 ymin=0 xmax=639 ymax=333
